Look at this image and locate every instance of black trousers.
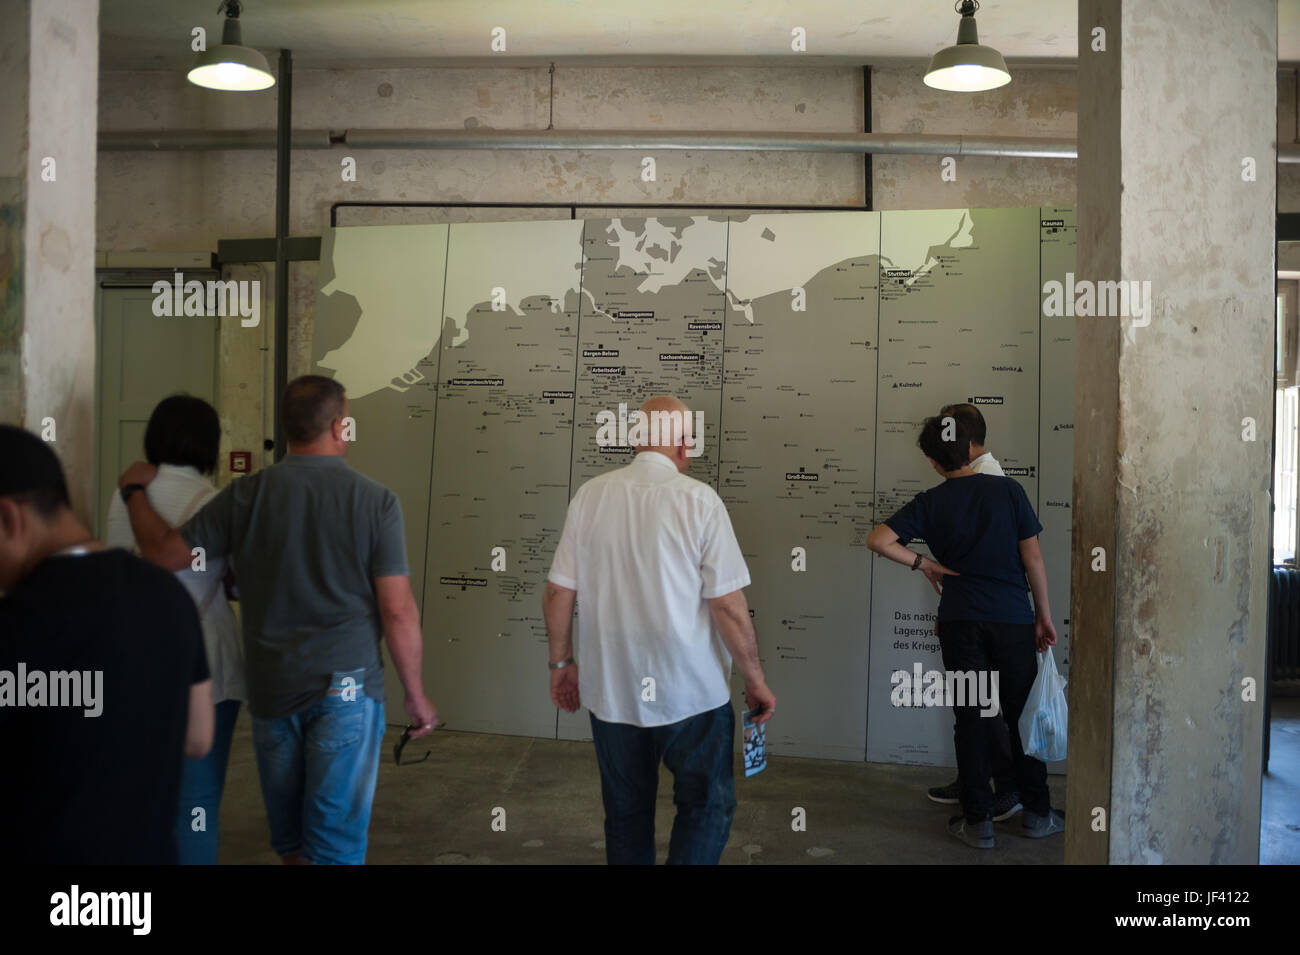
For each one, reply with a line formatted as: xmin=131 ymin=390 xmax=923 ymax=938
xmin=936 ymin=619 xmax=1051 ymax=823
xmin=988 ymin=708 xmax=1017 ymax=793
xmin=960 ymin=699 xmax=1017 ymax=794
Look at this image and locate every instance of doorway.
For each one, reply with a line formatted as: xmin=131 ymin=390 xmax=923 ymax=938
xmin=1265 ymin=271 xmax=1300 ymax=864
xmin=95 ymin=276 xmax=220 ymax=535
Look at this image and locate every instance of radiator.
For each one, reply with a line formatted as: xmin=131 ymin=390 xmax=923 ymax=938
xmin=1270 ymin=566 xmax=1300 ymax=681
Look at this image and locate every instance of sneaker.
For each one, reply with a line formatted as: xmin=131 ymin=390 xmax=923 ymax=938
xmin=1021 ymin=808 xmax=1065 ymax=838
xmin=947 ymin=815 xmax=995 ymax=849
xmin=991 ymin=790 xmax=1023 ymax=822
xmin=927 ymin=778 xmax=962 ymax=805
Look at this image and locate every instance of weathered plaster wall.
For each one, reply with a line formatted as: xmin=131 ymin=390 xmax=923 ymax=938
xmin=1074 ymin=0 xmax=1274 ymax=865
xmin=871 ymin=64 xmax=1077 ymax=209
xmin=1 ymin=0 xmax=99 ymax=523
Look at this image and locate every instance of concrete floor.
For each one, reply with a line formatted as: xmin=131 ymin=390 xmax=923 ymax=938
xmin=216 ymin=717 xmax=1070 ymax=864
xmin=1262 ymin=695 xmax=1300 ymax=865
xmin=213 ymin=697 xmax=1300 ymax=864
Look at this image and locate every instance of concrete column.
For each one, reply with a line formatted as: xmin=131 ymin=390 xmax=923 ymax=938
xmin=0 ymin=0 xmax=99 ymax=521
xmin=1068 ymin=0 xmax=1275 ymax=863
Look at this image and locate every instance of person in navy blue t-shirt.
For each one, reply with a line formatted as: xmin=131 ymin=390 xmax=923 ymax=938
xmin=867 ymin=414 xmax=1063 ymax=849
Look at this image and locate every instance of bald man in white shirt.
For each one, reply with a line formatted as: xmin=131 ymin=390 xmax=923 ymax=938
xmin=543 ymin=396 xmax=775 ymax=865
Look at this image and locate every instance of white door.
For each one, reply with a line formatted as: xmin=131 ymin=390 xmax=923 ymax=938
xmin=96 ymin=282 xmax=219 ymax=535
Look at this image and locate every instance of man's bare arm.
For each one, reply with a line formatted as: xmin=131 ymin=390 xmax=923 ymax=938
xmin=866 ymin=523 xmax=958 ymax=596
xmin=185 ymin=679 xmax=215 ymax=759
xmin=123 ymin=492 xmax=193 ymax=571
xmin=707 ymin=589 xmax=776 ymax=723
xmin=1019 ymin=536 xmax=1058 ymax=649
xmin=708 ymin=589 xmax=761 ymax=683
xmin=374 ymin=575 xmax=438 ymax=735
xmin=1019 ymin=536 xmax=1053 ymax=621
xmin=542 ymin=582 xmax=576 ymax=664
xmin=117 ymin=463 xmax=192 ymax=571
xmin=542 ymin=582 xmax=580 ymax=712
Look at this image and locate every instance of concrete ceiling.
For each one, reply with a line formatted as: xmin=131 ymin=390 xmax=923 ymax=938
xmin=100 ymin=0 xmax=1300 ymax=69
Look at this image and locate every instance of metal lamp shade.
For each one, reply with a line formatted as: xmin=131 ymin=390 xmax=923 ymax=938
xmin=188 ymin=44 xmax=275 ymax=91
xmin=187 ymin=14 xmax=275 ymax=91
xmin=924 ymin=42 xmax=1012 ymax=92
xmin=924 ymin=7 xmax=1011 ymax=93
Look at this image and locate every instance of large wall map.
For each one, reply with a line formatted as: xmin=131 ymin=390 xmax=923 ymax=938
xmin=312 ymin=208 xmax=1076 ymax=765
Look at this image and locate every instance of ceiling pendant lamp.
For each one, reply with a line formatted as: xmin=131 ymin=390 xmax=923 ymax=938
xmin=924 ymin=0 xmax=1012 ymax=93
xmin=188 ymin=0 xmax=275 ymax=92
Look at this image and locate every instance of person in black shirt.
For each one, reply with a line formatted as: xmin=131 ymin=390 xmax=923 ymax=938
xmin=867 ymin=414 xmax=1063 ymax=849
xmin=0 ymin=425 xmax=213 ymax=863
xmin=926 ymin=402 xmax=1021 ymax=817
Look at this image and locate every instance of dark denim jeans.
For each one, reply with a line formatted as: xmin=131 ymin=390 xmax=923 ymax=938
xmin=935 ymin=619 xmax=1051 ymax=823
xmin=589 ymin=701 xmax=737 ymax=865
xmin=174 ymin=699 xmax=241 ymax=865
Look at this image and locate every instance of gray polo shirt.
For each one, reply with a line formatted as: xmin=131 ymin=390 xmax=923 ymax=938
xmin=180 ymin=453 xmax=409 ymax=719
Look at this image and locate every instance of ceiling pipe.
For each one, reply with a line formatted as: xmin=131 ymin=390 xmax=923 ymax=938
xmin=339 ymin=129 xmax=1079 ymax=157
xmin=99 ymin=128 xmax=1074 ymax=157
xmin=98 ymin=129 xmax=333 ymax=150
xmin=96 ymin=128 xmax=1300 ymax=163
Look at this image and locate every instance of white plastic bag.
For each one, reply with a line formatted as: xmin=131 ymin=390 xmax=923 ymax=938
xmin=1019 ymin=646 xmax=1068 ymax=762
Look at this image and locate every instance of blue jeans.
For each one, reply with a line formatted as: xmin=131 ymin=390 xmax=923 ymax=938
xmin=174 ymin=699 xmax=241 ymax=865
xmin=589 ymin=701 xmax=737 ymax=865
xmin=251 ymin=670 xmax=385 ymax=865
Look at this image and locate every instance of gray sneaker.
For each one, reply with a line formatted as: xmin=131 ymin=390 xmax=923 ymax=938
xmin=1021 ymin=808 xmax=1065 ymax=838
xmin=947 ymin=815 xmax=995 ymax=849
xmin=992 ymin=790 xmax=1023 ymax=822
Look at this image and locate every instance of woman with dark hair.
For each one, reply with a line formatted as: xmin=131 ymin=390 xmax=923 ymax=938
xmin=105 ymin=394 xmax=247 ymax=865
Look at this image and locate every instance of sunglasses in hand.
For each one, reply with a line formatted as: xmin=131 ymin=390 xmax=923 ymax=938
xmin=392 ymin=722 xmax=439 ymax=766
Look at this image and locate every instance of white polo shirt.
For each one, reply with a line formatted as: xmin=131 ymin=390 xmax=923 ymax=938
xmin=970 ymin=451 xmax=1005 ymax=476
xmin=106 ymin=463 xmax=246 ymax=705
xmin=547 ymin=451 xmax=751 ymax=727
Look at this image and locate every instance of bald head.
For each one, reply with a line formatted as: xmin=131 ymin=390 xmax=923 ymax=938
xmin=642 ymin=395 xmax=689 ymax=445
xmin=637 ymin=395 xmax=700 ymax=473
xmin=641 ymin=396 xmax=687 ymax=417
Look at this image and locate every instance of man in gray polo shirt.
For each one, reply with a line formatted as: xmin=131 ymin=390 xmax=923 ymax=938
xmin=120 ymin=375 xmax=436 ymax=865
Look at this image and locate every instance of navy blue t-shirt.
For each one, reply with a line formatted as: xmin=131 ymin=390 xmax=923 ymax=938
xmin=885 ymin=474 xmax=1043 ymax=623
